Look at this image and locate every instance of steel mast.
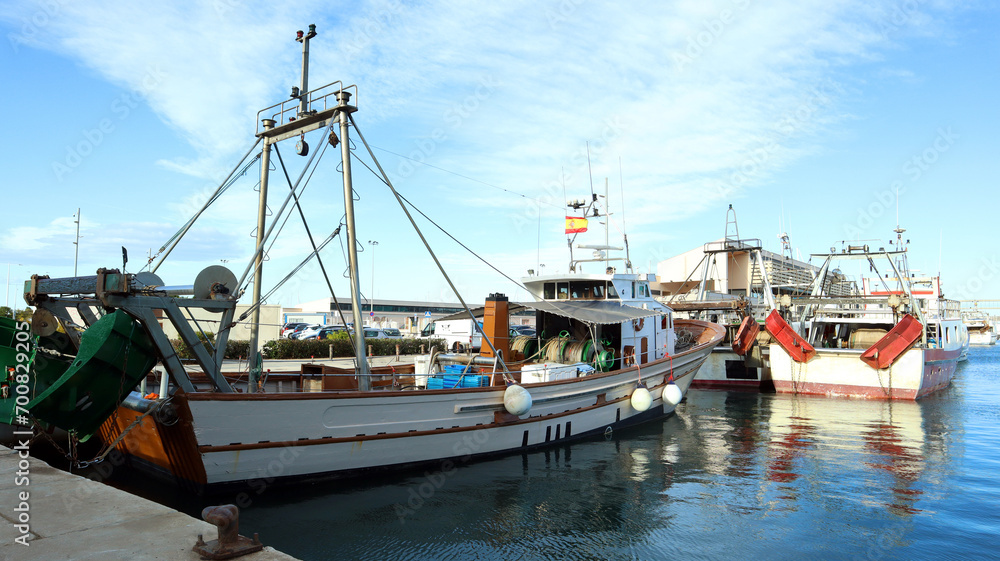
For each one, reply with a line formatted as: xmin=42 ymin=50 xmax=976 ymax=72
xmin=334 ymin=89 xmax=371 ymax=389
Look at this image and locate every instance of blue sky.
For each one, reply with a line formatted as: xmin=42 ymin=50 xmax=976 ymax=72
xmin=1 ymin=0 xmax=998 ymax=312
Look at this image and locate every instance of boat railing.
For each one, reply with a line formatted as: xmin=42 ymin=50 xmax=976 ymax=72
xmin=703 ymin=239 xmax=762 ymax=254
xmin=811 ymin=307 xmax=898 ymax=321
xmin=255 ymin=80 xmax=358 ymax=134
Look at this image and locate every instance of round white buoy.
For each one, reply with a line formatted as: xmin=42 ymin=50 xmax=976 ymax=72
xmin=630 ymin=386 xmax=652 ymax=412
xmin=662 ymin=382 xmax=683 ymax=406
xmin=504 ymin=384 xmax=532 ymax=416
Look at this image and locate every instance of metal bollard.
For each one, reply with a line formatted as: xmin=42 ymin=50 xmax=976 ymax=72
xmin=192 ymin=504 xmax=263 ymax=559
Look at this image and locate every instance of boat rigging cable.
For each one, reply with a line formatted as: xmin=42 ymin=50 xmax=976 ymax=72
xmin=353 ymin=157 xmax=529 ymax=294
xmin=150 ymin=138 xmax=263 ymax=273
xmin=353 ymin=144 xmax=633 ymax=332
xmin=618 ymin=157 xmax=632 ymax=272
xmin=348 ymin=113 xmax=513 ymax=379
xmin=249 ymin=142 xmax=330 ymax=291
xmin=369 ymin=146 xmax=566 ymax=212
xmin=232 ymin=227 xmax=342 ymax=328
xmin=271 ymin=143 xmax=358 ymax=344
xmin=235 ymin=121 xmax=336 ymax=291
xmin=227 ymin=128 xmax=355 ymax=338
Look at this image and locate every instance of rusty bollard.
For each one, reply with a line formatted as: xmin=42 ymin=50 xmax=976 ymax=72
xmin=192 ymin=504 xmax=263 ymax=560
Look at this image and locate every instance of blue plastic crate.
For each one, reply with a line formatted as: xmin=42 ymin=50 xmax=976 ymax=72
xmin=460 ymin=375 xmax=489 ymax=387
xmin=427 ymin=374 xmax=488 ymax=389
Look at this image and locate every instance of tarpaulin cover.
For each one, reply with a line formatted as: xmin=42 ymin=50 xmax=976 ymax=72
xmin=514 ymin=300 xmax=664 ymax=325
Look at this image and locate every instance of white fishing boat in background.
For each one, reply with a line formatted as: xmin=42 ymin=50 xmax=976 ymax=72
xmin=656 ymin=206 xmax=776 ymax=391
xmin=10 ymin=27 xmax=722 ymax=492
xmin=768 ymin=229 xmax=966 ymax=400
xmin=963 ymin=311 xmax=997 ymax=346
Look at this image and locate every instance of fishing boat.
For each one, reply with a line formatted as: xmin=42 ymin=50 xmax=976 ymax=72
xmin=767 ymin=229 xmax=966 ymax=400
xmin=8 ymin=27 xmax=723 ymax=491
xmin=963 ymin=311 xmax=997 ymax=346
xmin=657 ymin=206 xmax=778 ymax=391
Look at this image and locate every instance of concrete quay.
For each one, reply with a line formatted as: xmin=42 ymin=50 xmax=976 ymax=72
xmin=0 ymin=445 xmax=299 ymax=561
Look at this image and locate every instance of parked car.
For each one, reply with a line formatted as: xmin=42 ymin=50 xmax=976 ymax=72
xmin=315 ymin=325 xmax=347 ymax=340
xmin=281 ymin=322 xmax=307 ymax=338
xmin=363 ymin=327 xmax=404 ymax=339
xmin=289 ymin=324 xmax=320 ymax=339
xmin=510 ymin=326 xmax=536 ymax=337
xmin=298 ymin=324 xmax=347 ymax=340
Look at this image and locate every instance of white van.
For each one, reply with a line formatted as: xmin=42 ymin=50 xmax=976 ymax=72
xmin=419 ymin=319 xmax=483 ymax=352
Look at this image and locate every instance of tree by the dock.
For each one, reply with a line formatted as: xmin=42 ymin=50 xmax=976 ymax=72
xmin=0 ymin=306 xmax=32 ymax=322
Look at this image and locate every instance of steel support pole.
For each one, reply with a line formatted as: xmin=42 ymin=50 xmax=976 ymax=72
xmin=247 ymin=121 xmax=274 ymax=393
xmin=337 ymin=92 xmax=371 ymax=390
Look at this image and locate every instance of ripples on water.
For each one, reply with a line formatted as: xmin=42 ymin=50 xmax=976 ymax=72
xmin=112 ymin=346 xmax=1000 ymax=560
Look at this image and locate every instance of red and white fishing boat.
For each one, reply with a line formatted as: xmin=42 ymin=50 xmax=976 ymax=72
xmin=768 ymin=230 xmax=966 ymax=400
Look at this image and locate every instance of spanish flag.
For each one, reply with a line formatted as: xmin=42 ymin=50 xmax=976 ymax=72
xmin=565 ymin=216 xmax=588 ymax=234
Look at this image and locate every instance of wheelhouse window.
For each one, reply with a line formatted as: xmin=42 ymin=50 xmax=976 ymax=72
xmin=543 ymin=283 xmax=556 ymax=299
xmin=607 ymin=283 xmax=619 ymax=299
xmin=569 ymin=281 xmax=611 ymax=299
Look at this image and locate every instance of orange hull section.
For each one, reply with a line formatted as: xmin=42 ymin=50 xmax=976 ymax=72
xmin=98 ymin=396 xmax=207 ymax=487
xmin=859 ymin=314 xmax=923 ymax=369
xmin=731 ymin=316 xmax=760 ymax=356
xmin=764 ymin=309 xmax=815 ymax=363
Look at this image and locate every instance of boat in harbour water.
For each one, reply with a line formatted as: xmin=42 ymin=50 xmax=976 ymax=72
xmin=657 ymin=206 xmax=778 ymax=392
xmin=6 ymin=27 xmax=723 ymax=491
xmin=767 ymin=229 xmax=966 ymax=400
xmin=963 ymin=311 xmax=997 ymax=346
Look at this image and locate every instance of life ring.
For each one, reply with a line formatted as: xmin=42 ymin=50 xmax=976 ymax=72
xmin=632 ymin=317 xmax=644 ymax=331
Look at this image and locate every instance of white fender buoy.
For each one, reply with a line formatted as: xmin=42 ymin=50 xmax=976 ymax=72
xmin=504 ymin=384 xmax=532 ymax=416
xmin=630 ymin=386 xmax=652 ymax=412
xmin=662 ymin=382 xmax=683 ymax=406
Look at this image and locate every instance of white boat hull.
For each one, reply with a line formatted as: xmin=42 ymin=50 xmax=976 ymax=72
xmin=104 ymin=321 xmax=722 ymax=490
xmin=690 ymin=345 xmax=769 ymax=391
xmin=769 ymin=344 xmax=959 ymax=400
xmin=968 ymin=331 xmax=997 ymax=346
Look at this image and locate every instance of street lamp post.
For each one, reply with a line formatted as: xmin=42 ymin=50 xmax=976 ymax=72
xmin=367 ymin=240 xmax=378 ymax=326
xmin=73 ymin=208 xmax=81 ymax=277
xmin=5 ymin=263 xmax=23 ymax=314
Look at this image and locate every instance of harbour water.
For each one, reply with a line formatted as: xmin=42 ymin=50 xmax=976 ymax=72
xmin=101 ymin=346 xmax=1000 ymax=560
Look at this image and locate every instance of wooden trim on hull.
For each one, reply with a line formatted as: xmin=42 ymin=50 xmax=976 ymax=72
xmin=690 ymin=379 xmax=762 ymax=390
